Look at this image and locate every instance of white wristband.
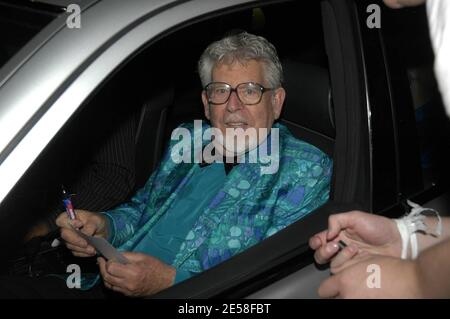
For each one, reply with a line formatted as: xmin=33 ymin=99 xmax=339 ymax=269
xmin=395 ymin=200 xmax=442 ymax=259
xmin=395 ymin=218 xmax=410 ymax=259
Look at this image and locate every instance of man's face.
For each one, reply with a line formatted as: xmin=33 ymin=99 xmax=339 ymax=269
xmin=201 ymin=60 xmax=285 ymax=154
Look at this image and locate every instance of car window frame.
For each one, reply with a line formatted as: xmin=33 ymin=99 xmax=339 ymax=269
xmin=0 ymin=0 xmax=258 ymax=205
xmin=0 ymin=0 xmax=373 ymax=298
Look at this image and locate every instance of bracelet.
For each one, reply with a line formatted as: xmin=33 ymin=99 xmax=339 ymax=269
xmin=395 ymin=200 xmax=442 ymax=259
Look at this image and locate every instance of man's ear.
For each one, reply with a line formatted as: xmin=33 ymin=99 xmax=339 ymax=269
xmin=272 ymin=87 xmax=286 ymax=120
xmin=202 ymin=91 xmax=211 ymax=120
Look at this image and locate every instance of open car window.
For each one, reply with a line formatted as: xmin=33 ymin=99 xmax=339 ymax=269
xmin=382 ymin=4 xmax=450 ymax=192
xmin=0 ymin=0 xmax=372 ymax=299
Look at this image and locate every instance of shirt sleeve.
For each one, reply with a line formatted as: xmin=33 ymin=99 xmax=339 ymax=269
xmin=174 ymin=268 xmax=195 ymax=284
xmin=102 ymin=174 xmax=155 ymax=247
xmin=264 ymin=152 xmax=332 ymax=238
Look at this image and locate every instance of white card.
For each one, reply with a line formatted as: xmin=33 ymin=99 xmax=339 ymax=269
xmin=74 ymin=229 xmax=129 ymax=264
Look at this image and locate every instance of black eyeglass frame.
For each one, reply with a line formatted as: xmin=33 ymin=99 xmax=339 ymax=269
xmin=204 ymin=82 xmax=274 ymax=105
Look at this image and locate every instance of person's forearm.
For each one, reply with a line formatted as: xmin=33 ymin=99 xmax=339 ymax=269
xmin=417 ymin=216 xmax=450 ymax=253
xmin=416 ymin=238 xmax=450 ymax=298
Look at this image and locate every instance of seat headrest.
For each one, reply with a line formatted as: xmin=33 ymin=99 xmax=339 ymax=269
xmin=280 ymin=60 xmax=335 ymax=139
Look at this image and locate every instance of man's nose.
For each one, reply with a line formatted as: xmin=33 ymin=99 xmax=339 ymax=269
xmin=226 ymin=91 xmax=243 ymax=112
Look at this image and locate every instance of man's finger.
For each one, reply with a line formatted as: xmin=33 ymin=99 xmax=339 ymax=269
xmin=318 ymin=274 xmax=340 ymax=298
xmin=330 ymin=245 xmax=359 ymax=273
xmin=103 ymin=280 xmax=113 ymax=290
xmin=69 ymin=219 xmax=84 ymax=229
xmin=55 ymin=212 xmax=69 ymax=228
xmin=97 ymin=257 xmax=106 ymax=270
xmin=66 ymin=243 xmax=96 ymax=256
xmin=72 ymin=251 xmax=95 ymax=258
xmin=105 ymin=260 xmax=133 ymax=279
xmin=110 ymin=285 xmax=131 ymax=296
xmin=309 ymin=230 xmax=328 ymax=250
xmin=99 ymin=259 xmax=114 ymax=286
xmin=80 ymin=222 xmax=97 ymax=237
xmin=98 ymin=258 xmax=125 ymax=286
xmin=60 ymin=228 xmax=88 ymax=247
xmin=383 ymin=0 xmax=426 ymax=9
xmin=121 ymin=252 xmax=148 ymax=263
xmin=314 ymin=241 xmax=339 ymax=264
xmin=327 ymin=211 xmax=364 ymax=240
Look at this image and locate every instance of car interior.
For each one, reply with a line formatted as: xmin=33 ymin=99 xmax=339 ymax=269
xmin=1 ymin=0 xmax=449 ymax=298
xmin=0 ymin=0 xmax=337 ymax=281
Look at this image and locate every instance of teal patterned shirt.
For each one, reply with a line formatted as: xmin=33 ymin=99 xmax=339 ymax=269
xmin=81 ymin=122 xmax=332 ymax=289
xmin=131 ymin=163 xmax=226 ymax=283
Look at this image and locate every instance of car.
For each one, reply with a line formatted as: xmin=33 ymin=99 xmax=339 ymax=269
xmin=0 ymin=0 xmax=449 ymax=299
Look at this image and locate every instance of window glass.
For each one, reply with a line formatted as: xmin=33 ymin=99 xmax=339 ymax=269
xmin=383 ymin=5 xmax=450 ymax=190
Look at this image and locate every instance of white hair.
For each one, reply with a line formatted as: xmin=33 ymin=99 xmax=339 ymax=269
xmin=198 ymin=32 xmax=283 ymax=88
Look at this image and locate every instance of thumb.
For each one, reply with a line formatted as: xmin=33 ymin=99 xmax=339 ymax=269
xmin=81 ymin=221 xmax=98 ymax=236
xmin=69 ymin=219 xmax=83 ymax=229
xmin=309 ymin=230 xmax=328 ymax=250
xmin=330 ymin=245 xmax=359 ymax=274
xmin=55 ymin=212 xmax=66 ymax=228
xmin=327 ymin=212 xmax=360 ymax=240
xmin=121 ymin=252 xmax=142 ymax=262
xmin=121 ymin=252 xmax=156 ymax=264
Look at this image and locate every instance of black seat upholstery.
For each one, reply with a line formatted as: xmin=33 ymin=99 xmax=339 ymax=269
xmin=133 ymin=85 xmax=206 ymax=190
xmin=279 ymin=60 xmax=335 ymax=156
xmin=134 ymin=87 xmax=174 ymax=190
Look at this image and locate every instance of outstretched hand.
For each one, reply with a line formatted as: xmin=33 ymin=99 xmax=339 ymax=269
xmin=309 ymin=211 xmax=402 ymax=269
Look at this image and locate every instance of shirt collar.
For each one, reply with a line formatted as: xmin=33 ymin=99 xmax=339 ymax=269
xmin=198 ymin=149 xmax=240 ymax=175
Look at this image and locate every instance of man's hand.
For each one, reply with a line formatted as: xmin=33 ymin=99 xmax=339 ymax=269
xmin=98 ymin=252 xmax=176 ymax=297
xmin=56 ymin=209 xmax=109 ymax=257
xmin=318 ymin=253 xmax=423 ymax=298
xmin=383 ymin=0 xmax=426 ymax=9
xmin=309 ymin=211 xmax=402 ymax=265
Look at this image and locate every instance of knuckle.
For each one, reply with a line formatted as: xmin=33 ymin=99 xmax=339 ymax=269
xmin=328 ymin=215 xmax=334 ymax=225
xmin=102 ymin=271 xmax=110 ymax=282
xmin=127 ymin=282 xmax=137 ymax=291
xmin=350 ymin=210 xmax=363 ymax=218
xmin=60 ymin=229 xmax=68 ymax=239
xmin=315 ymin=252 xmax=326 ymax=264
xmin=105 ymin=263 xmax=113 ymax=273
xmin=330 ymin=263 xmax=340 ymax=274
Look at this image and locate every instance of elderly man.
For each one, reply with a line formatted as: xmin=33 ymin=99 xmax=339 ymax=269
xmin=0 ymin=32 xmax=332 ymax=298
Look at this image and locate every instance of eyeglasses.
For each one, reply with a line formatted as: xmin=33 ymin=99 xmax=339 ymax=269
xmin=205 ymin=82 xmax=274 ymax=105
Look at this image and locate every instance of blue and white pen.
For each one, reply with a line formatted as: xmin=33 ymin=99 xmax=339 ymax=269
xmin=52 ymin=185 xmax=76 ymax=248
xmin=62 ymin=185 xmax=76 ymax=220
